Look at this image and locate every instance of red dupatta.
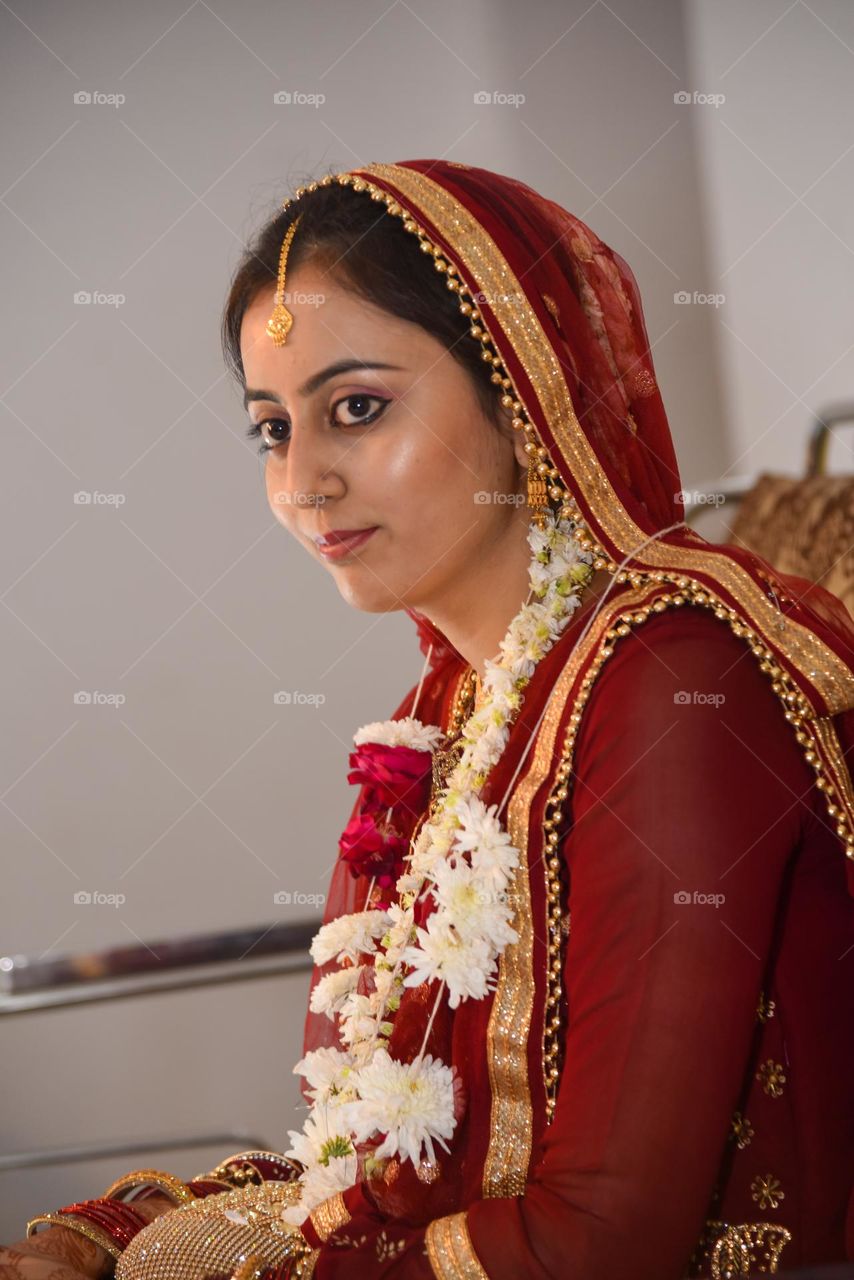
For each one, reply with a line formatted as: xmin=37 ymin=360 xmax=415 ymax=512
xmin=289 ymin=160 xmax=854 ymax=1274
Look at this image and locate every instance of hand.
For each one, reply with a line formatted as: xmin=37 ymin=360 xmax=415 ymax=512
xmin=0 ymin=1191 xmax=177 ymax=1280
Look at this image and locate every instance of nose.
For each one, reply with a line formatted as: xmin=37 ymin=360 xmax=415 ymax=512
xmin=267 ymin=420 xmax=346 ymax=518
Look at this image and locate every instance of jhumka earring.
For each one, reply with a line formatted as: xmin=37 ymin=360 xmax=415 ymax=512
xmin=265 ymin=214 xmax=302 ymax=347
xmin=526 ymin=457 xmax=551 ymax=532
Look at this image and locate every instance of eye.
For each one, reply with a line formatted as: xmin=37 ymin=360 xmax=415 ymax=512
xmin=332 ymin=393 xmax=389 ymax=427
xmin=245 ymin=395 xmax=389 ymax=456
xmin=245 ymin=419 xmax=289 ymax=454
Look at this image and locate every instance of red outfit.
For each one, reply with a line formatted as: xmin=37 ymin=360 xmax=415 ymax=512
xmin=301 ymin=599 xmax=854 ymax=1278
xmin=285 ymin=159 xmax=854 ymax=1277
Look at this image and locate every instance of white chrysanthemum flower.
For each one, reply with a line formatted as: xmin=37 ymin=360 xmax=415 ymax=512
xmin=400 ymin=916 xmax=497 ymax=1008
xmin=430 ymin=859 xmax=519 ymax=950
xmin=309 ymin=964 xmax=364 ymax=1019
xmin=284 ymin=1111 xmax=356 ymax=1172
xmin=310 ymin=909 xmax=391 ymax=968
xmin=353 ymin=716 xmax=444 ymax=752
xmin=292 ymin=1046 xmax=355 ymax=1104
xmin=344 ymin=1047 xmax=456 ymax=1166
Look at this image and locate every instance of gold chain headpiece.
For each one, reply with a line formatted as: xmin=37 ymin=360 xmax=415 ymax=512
xmin=265 ymin=214 xmax=302 ymax=347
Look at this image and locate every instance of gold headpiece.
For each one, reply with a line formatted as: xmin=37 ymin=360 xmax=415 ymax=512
xmin=265 ymin=214 xmax=302 ymax=346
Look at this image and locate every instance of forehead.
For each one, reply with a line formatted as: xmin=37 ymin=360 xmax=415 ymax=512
xmin=238 ymin=269 xmax=433 ymax=384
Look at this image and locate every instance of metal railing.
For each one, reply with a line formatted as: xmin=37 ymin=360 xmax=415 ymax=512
xmin=0 ymin=918 xmax=318 ymax=1014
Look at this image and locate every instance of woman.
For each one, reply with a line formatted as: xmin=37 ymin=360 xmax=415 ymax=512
xmin=9 ymin=159 xmax=854 ymax=1280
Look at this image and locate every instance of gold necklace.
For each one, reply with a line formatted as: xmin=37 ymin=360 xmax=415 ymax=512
xmin=429 ymin=665 xmax=480 ymax=810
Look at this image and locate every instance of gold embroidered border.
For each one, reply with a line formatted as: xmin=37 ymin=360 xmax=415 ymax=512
xmin=308 ymin=1191 xmax=350 ymax=1241
xmin=354 ymin=162 xmax=854 ymax=716
xmin=426 ymin=1212 xmax=490 ymax=1279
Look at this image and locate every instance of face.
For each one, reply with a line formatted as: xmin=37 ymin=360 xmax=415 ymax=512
xmin=239 ymin=262 xmax=532 ymax=619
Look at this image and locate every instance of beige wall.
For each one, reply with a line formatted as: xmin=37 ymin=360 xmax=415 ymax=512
xmin=2 ymin=0 xmax=847 ymax=1241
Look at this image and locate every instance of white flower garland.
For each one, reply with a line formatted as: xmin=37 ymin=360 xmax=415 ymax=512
xmin=282 ymin=509 xmax=594 ymax=1225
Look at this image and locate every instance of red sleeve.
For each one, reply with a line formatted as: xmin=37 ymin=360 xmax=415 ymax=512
xmin=313 ymin=607 xmax=814 ymax=1279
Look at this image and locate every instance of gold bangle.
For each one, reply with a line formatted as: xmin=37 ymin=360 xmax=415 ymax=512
xmin=26 ymin=1212 xmax=123 ymax=1261
xmin=102 ymin=1168 xmax=195 ymax=1204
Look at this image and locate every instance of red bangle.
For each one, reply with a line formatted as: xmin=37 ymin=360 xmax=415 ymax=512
xmin=58 ymin=1198 xmax=149 ymax=1250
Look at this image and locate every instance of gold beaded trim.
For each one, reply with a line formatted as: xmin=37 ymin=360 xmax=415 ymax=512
xmin=308 ymin=1190 xmax=351 ymax=1242
xmin=536 ymin=569 xmax=854 ymax=1123
xmin=425 ymin=1210 xmax=490 ymax=1279
xmin=26 ymin=1211 xmax=123 ymax=1261
xmin=278 ymin=170 xmax=571 ymax=525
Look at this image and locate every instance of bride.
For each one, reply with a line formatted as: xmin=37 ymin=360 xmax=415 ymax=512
xmin=7 ymin=159 xmax=854 ymax=1279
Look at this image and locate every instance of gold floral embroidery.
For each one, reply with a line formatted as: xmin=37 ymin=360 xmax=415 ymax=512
xmin=751 ymin=1174 xmax=785 ymax=1211
xmin=756 ymin=991 xmax=776 ymax=1023
xmin=756 ymin=1060 xmax=786 ymax=1098
xmin=689 ymin=1218 xmax=793 ymax=1277
xmin=730 ymin=1111 xmax=754 ymax=1150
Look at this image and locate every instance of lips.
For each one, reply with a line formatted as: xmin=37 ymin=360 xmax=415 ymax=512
xmin=314 ymin=526 xmax=380 ymax=560
xmin=315 ymin=527 xmax=378 ymax=547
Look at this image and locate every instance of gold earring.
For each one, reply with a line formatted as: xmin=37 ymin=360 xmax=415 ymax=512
xmin=527 ymin=458 xmax=550 ymax=530
xmin=265 ymin=215 xmax=302 ymax=347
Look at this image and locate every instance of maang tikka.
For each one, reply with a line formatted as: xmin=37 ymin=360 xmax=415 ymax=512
xmin=265 ymin=214 xmax=302 ymax=347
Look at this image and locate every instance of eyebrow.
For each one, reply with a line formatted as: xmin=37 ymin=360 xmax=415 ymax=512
xmin=243 ymin=359 xmax=405 ymax=411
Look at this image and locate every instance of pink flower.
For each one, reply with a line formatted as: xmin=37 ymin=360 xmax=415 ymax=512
xmin=347 ymin=743 xmax=433 ymax=819
xmin=338 ymin=812 xmax=409 ymax=888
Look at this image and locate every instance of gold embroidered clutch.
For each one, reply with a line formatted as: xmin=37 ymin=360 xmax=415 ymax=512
xmin=114 ymin=1180 xmax=318 ymax=1280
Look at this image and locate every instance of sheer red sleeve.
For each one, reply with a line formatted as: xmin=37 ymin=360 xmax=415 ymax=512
xmin=312 ymin=606 xmax=817 ymax=1279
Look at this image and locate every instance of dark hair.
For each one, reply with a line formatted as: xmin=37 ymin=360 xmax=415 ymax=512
xmin=220 ymin=173 xmax=504 ymax=424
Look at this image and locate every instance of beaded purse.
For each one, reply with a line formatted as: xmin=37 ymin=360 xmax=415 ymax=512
xmin=114 ymin=1180 xmax=317 ymax=1280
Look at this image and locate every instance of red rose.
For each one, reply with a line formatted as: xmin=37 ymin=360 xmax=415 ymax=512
xmin=338 ymin=812 xmax=409 ymax=887
xmin=347 ymin=743 xmax=433 ymax=819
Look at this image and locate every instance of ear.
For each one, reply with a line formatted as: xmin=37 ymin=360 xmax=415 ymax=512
xmin=495 ymin=400 xmax=530 ymax=473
